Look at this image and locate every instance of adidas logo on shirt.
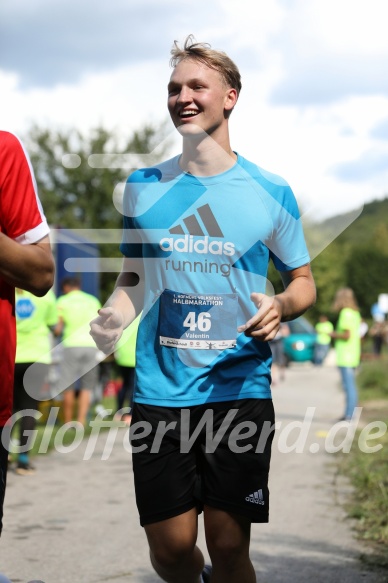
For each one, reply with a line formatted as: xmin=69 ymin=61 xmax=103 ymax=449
xmin=159 ymin=204 xmax=235 ymax=257
xmin=245 ymin=489 xmax=265 ymax=505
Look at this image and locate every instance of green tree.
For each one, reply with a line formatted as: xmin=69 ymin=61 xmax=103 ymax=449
xmin=26 ymin=123 xmax=171 ymax=301
xmin=267 ymin=238 xmax=348 ymax=325
xmin=27 ymin=124 xmax=170 ymax=229
xmin=345 ymin=245 xmax=388 ymax=316
xmin=371 ymin=222 xmax=388 ymax=254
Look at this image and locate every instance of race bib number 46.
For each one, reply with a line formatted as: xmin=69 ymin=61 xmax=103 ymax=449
xmin=159 ymin=289 xmax=238 ymax=350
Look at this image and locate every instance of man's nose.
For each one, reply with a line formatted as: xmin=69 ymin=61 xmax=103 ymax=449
xmin=177 ymin=86 xmax=192 ymax=103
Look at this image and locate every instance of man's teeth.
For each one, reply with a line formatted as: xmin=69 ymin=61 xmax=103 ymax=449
xmin=180 ymin=110 xmax=198 ymax=117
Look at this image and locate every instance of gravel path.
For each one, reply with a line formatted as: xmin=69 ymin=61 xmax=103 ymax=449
xmin=1 ymin=364 xmax=387 ymax=582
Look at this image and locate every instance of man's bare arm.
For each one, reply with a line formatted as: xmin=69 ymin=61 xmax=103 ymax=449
xmin=90 ymin=258 xmax=144 ymax=354
xmin=239 ymin=264 xmax=316 ymax=341
xmin=0 ymin=234 xmax=54 ymax=296
xmin=277 ymin=263 xmax=316 ymax=321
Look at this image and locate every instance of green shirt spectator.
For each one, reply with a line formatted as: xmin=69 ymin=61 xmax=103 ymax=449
xmin=15 ymin=288 xmax=57 ymax=364
xmin=13 ymin=288 xmax=57 ymax=475
xmin=114 ymin=314 xmax=141 ymax=368
xmin=55 ymin=277 xmax=101 ymax=426
xmin=331 ymin=288 xmax=362 ymax=420
xmin=335 ymin=307 xmax=361 ymax=368
xmin=315 ymin=318 xmax=334 ymax=346
xmin=57 ymin=289 xmax=101 ymax=348
xmin=113 ymin=314 xmax=141 ymax=423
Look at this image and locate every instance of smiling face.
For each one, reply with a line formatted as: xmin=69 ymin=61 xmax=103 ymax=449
xmin=167 ymin=58 xmax=237 ymax=139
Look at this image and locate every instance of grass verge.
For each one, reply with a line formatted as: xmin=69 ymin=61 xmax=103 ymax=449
xmin=338 ymin=357 xmax=388 ymax=567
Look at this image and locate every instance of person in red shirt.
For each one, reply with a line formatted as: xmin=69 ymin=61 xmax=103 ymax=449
xmin=0 ymin=130 xmax=54 ymax=535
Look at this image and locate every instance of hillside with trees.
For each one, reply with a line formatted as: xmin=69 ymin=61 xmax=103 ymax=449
xmin=311 ymin=197 xmax=388 ymax=320
xmin=269 ymin=197 xmax=388 ymax=322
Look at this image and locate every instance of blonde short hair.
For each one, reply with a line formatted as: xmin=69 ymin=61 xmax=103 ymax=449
xmin=170 ymin=34 xmax=242 ymax=96
xmin=332 ymin=288 xmax=359 ymax=312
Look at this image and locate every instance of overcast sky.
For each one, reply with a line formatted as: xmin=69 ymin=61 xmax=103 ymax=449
xmin=1 ymin=0 xmax=387 ymax=219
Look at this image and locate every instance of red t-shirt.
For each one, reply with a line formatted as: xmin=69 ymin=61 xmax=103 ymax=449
xmin=0 ymin=131 xmax=50 ymax=425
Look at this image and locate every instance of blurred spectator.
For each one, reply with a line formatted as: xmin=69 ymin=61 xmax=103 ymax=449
xmin=330 ymin=288 xmax=361 ymax=421
xmin=113 ymin=314 xmax=141 ymax=424
xmin=359 ymin=318 xmax=369 ymax=341
xmin=12 ymin=288 xmax=57 ymax=475
xmin=93 ymin=352 xmax=115 ymax=419
xmin=313 ymin=315 xmax=333 ymax=365
xmin=371 ymin=301 xmax=385 ymax=323
xmin=54 ymin=277 xmax=101 ymax=426
xmin=369 ymin=318 xmax=388 ymax=357
xmin=269 ymin=322 xmax=290 ymax=385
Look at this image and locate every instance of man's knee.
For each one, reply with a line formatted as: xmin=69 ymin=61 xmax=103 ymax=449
xmin=150 ymin=535 xmax=197 ymax=569
xmin=205 ymin=511 xmax=251 ymax=565
xmin=146 ymin=517 xmax=198 ymax=569
xmin=207 ymin=530 xmax=249 ymax=563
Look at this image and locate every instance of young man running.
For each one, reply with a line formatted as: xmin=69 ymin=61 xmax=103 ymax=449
xmin=91 ymin=36 xmax=316 ymax=583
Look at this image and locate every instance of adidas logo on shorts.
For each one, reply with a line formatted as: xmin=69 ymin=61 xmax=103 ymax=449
xmin=245 ymin=489 xmax=265 ymax=505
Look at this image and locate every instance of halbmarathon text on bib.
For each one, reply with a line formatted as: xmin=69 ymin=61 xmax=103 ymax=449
xmin=159 ymin=289 xmax=238 ymax=350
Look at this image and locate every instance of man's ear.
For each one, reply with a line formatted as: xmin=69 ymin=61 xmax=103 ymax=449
xmin=224 ymin=87 xmax=238 ymax=115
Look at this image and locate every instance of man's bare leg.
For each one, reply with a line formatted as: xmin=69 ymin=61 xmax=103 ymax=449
xmin=77 ymin=389 xmax=91 ymax=426
xmin=204 ymin=506 xmax=256 ymax=583
xmin=62 ymin=389 xmax=75 ymax=424
xmin=145 ymin=508 xmax=205 ymax=583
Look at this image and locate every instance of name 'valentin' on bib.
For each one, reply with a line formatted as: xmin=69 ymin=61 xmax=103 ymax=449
xmin=159 ymin=289 xmax=238 ymax=350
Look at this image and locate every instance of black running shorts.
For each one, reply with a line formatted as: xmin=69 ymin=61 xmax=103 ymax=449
xmin=130 ymin=398 xmax=275 ymax=526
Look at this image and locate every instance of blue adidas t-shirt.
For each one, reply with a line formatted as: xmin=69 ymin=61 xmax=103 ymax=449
xmin=120 ymin=154 xmax=310 ymax=407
